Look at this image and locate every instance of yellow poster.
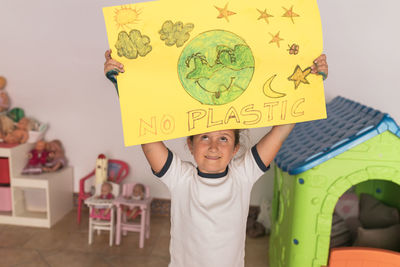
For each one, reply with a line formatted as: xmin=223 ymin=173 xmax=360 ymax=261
xmin=103 ymin=0 xmax=326 ymax=146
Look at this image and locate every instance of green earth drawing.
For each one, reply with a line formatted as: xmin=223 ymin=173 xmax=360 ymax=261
xmin=177 ymin=30 xmax=255 ymax=105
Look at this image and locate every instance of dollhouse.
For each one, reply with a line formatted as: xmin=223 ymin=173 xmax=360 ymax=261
xmin=270 ymin=96 xmax=400 ymax=267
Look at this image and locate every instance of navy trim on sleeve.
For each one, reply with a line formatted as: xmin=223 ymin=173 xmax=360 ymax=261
xmin=152 ymin=149 xmax=173 ymax=178
xmin=106 ymin=70 xmax=119 ymax=96
xmin=251 ymin=145 xmax=270 ymax=172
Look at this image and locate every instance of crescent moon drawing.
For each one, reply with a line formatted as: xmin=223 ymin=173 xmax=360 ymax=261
xmin=263 ymin=74 xmax=286 ymax=98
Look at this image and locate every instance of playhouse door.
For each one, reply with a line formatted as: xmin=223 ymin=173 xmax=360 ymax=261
xmin=327 ymin=247 xmax=400 ymax=267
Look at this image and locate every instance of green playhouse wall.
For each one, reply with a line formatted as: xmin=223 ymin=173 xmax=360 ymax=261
xmin=269 ymin=131 xmax=400 ymax=267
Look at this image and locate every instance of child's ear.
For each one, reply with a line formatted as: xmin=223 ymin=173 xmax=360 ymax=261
xmin=233 ymin=144 xmax=240 ymax=155
xmin=187 ymin=138 xmax=193 ymax=154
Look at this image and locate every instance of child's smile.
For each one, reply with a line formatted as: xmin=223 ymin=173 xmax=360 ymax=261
xmin=188 ymin=130 xmax=240 ymax=174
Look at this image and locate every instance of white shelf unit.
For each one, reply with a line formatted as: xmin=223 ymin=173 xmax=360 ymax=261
xmin=0 ymin=143 xmax=73 ymax=228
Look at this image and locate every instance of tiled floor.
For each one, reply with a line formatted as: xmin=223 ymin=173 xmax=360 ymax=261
xmin=0 ymin=209 xmax=269 ymax=267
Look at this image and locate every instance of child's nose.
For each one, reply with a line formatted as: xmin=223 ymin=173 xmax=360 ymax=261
xmin=209 ymin=140 xmax=218 ymax=151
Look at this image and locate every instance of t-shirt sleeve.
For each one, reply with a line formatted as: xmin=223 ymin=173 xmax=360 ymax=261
xmin=151 ymin=149 xmax=193 ymax=190
xmin=231 ymin=145 xmax=270 ymax=184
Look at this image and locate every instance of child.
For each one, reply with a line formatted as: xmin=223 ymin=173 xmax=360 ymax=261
xmin=104 ymin=50 xmax=327 ymax=267
xmin=91 ymin=181 xmax=114 ymax=220
xmin=123 ymin=183 xmax=145 ymax=221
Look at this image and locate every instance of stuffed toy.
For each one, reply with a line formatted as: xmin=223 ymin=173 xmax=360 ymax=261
xmin=43 ymin=139 xmax=67 ymax=172
xmin=0 ymin=76 xmax=10 ymax=113
xmin=3 ymin=117 xmax=30 ymax=144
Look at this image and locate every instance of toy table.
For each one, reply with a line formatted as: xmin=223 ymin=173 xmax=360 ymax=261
xmin=113 ymin=195 xmax=152 ymax=248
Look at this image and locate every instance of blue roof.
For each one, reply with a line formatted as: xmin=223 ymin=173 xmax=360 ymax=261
xmin=274 ymin=96 xmax=400 ymax=175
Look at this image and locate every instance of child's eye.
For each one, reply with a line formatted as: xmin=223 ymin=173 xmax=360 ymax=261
xmin=220 ymin=136 xmax=228 ymax=142
xmin=200 ymin=135 xmax=209 ymax=140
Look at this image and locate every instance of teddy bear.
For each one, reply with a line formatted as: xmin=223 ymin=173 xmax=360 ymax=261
xmin=0 ymin=76 xmax=10 ymax=113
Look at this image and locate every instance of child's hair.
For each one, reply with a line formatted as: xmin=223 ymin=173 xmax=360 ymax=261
xmin=188 ymin=129 xmax=241 ymax=146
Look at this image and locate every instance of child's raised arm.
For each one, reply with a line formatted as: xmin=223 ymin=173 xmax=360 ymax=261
xmin=103 ymin=49 xmax=169 ymax=174
xmin=255 ymin=54 xmax=328 ymax=167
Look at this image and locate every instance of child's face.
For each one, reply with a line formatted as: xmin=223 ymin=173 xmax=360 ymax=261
xmin=187 ymin=130 xmax=239 ymax=174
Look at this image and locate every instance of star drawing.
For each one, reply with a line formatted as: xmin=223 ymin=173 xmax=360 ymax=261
xmin=282 ymin=6 xmax=300 ymax=24
xmin=288 ymin=65 xmax=312 ymax=89
xmin=257 ymin=8 xmax=273 ymax=24
xmin=269 ymin=32 xmax=283 ymax=48
xmin=215 ymin=3 xmax=236 ymax=22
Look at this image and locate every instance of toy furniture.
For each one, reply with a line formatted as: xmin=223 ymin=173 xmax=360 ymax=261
xmin=0 ymin=143 xmax=73 ymax=228
xmin=77 ymin=158 xmax=129 ymax=223
xmin=270 ymin=96 xmax=400 ymax=267
xmin=326 ymin=247 xmax=400 ymax=267
xmin=85 ymin=182 xmax=120 ymax=246
xmin=114 ymin=183 xmax=152 ymax=248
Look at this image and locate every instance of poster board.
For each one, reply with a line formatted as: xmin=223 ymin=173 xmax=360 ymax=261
xmin=103 ymin=0 xmax=326 ymax=146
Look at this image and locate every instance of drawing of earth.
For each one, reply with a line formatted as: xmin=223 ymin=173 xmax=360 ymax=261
xmin=177 ymin=30 xmax=255 ymax=105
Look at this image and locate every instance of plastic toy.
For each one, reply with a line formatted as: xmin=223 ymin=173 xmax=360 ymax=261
xmin=270 ymin=96 xmax=400 ymax=267
xmin=42 ymin=139 xmax=67 ymax=172
xmin=114 ymin=183 xmax=152 ymax=248
xmin=326 ymin=247 xmax=400 ymax=267
xmin=21 ymin=140 xmax=48 ymax=175
xmin=95 ymin=154 xmax=108 ymax=185
xmin=85 ymin=181 xmax=120 ymax=246
xmin=77 ymin=156 xmax=129 ymax=223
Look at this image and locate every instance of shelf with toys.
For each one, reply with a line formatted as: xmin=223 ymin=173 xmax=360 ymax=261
xmin=0 ymin=76 xmax=73 ymax=228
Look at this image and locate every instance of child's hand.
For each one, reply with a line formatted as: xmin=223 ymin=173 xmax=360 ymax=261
xmin=104 ymin=49 xmax=124 ymax=75
xmin=311 ymin=54 xmax=328 ymax=80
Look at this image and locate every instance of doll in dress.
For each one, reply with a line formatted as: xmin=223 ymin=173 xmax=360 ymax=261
xmin=91 ymin=181 xmax=115 ymax=220
xmin=124 ymin=183 xmax=145 ymax=221
xmin=21 ymin=140 xmax=48 ymax=174
xmin=42 ymin=139 xmax=67 ymax=172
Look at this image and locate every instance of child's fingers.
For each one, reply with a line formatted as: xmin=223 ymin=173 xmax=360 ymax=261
xmin=104 ymin=60 xmax=125 ymax=74
xmin=311 ymin=54 xmax=328 ymax=79
xmin=104 ymin=49 xmax=112 ymax=60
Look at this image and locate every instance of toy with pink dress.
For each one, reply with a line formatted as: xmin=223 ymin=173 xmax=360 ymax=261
xmin=123 ymin=183 xmax=145 ymax=221
xmin=21 ymin=140 xmax=49 ymax=174
xmin=90 ymin=181 xmax=115 ymax=220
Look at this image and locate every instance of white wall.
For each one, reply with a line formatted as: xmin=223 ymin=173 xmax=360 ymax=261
xmin=1 ymin=0 xmax=399 ymax=205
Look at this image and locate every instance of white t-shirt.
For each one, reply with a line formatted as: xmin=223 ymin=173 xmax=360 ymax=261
xmin=154 ymin=146 xmax=269 ymax=267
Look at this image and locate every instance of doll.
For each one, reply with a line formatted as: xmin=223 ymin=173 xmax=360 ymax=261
xmin=124 ymin=183 xmax=145 ymax=221
xmin=42 ymin=139 xmax=67 ymax=172
xmin=4 ymin=117 xmax=30 ymax=144
xmin=91 ymin=181 xmax=115 ymax=220
xmin=0 ymin=76 xmax=10 ymax=113
xmin=21 ymin=140 xmax=48 ymax=174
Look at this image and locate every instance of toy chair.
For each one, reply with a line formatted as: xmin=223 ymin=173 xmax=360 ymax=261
xmin=77 ymin=158 xmax=129 ymax=223
xmin=85 ymin=182 xmax=120 ymax=246
xmin=114 ymin=183 xmax=152 ymax=248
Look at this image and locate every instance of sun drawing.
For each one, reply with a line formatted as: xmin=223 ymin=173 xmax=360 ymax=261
xmin=114 ymin=5 xmax=141 ymax=30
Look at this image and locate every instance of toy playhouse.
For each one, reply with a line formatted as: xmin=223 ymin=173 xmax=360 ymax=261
xmin=270 ymin=96 xmax=400 ymax=267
